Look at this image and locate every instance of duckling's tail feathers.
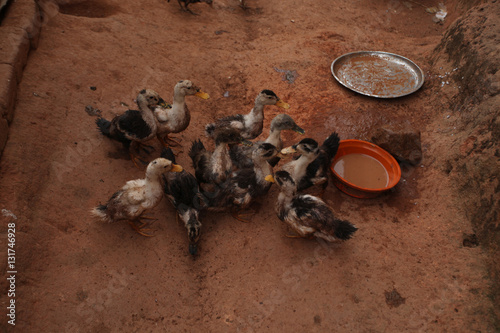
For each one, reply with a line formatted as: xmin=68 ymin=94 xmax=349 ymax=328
xmin=321 ymin=132 xmax=340 ymax=160
xmin=96 ymin=117 xmax=130 ymax=145
xmin=189 ymin=139 xmax=210 ymax=183
xmin=186 ymin=213 xmax=201 ymax=256
xmin=204 ymin=123 xmax=216 ymax=138
xmin=334 ymin=219 xmax=358 ymax=240
xmin=189 ymin=139 xmax=206 ymax=165
xmin=91 ymin=205 xmax=111 ymax=222
xmin=160 ymin=147 xmax=176 ymax=164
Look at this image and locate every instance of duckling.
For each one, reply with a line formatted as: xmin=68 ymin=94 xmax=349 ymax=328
xmin=96 ymin=89 xmax=164 ymax=167
xmin=91 ymin=158 xmax=183 ymax=236
xmin=266 ymin=170 xmax=357 ymax=241
xmin=229 ymin=113 xmax=305 ymax=169
xmin=160 ymin=148 xmax=207 ymax=255
xmin=189 ymin=128 xmax=252 ymax=187
xmin=205 ymin=90 xmax=290 ymax=140
xmin=154 ymin=80 xmax=209 ymax=148
xmin=280 ymin=132 xmax=340 ymax=194
xmin=204 ymin=142 xmax=278 ymax=221
xmin=167 ymin=0 xmax=212 ymax=15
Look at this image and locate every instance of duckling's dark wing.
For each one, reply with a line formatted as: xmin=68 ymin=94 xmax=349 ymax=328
xmin=204 ymin=168 xmax=259 ymax=210
xmin=160 ymin=147 xmax=177 ymax=164
xmin=297 ymin=133 xmax=340 ymax=191
xmin=229 ymin=144 xmax=254 ymax=169
xmin=291 ymin=194 xmax=357 ymax=240
xmin=297 ymin=159 xmax=321 ymax=191
xmin=166 ymin=173 xmax=207 ymax=211
xmin=233 ymin=168 xmax=258 ymax=190
xmin=189 ymin=140 xmax=211 ymax=184
xmin=205 ymin=114 xmax=245 ymax=137
xmin=116 ymin=110 xmax=153 ymax=140
xmin=96 ymin=117 xmax=131 ymax=147
xmin=289 ymin=195 xmax=327 ymax=222
xmin=267 ymin=156 xmax=281 ymax=168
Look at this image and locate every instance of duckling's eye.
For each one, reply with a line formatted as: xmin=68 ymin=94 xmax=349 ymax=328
xmin=153 ymin=161 xmax=157 ymax=164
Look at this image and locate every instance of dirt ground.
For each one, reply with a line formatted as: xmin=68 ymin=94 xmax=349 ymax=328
xmin=0 ymin=0 xmax=497 ymax=331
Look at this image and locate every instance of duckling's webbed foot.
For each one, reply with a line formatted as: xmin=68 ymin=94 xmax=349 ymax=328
xmin=129 ymin=218 xmax=156 ymax=237
xmin=164 ymin=134 xmax=183 ymax=147
xmin=231 ymin=208 xmax=256 ymax=223
xmin=129 ymin=151 xmax=149 ymax=170
xmin=138 ymin=143 xmax=155 ymax=155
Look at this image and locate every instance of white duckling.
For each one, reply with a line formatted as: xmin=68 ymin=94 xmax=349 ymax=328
xmin=91 ymin=157 xmax=183 ymax=236
xmin=154 ymin=80 xmax=209 ymax=147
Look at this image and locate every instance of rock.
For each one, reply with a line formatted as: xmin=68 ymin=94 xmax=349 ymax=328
xmin=0 ymin=118 xmax=9 ymax=157
xmin=0 ymin=26 xmax=30 ymax=84
xmin=0 ymin=64 xmax=17 ymax=124
xmin=1 ymin=0 xmax=42 ymax=50
xmin=370 ymin=124 xmax=422 ymax=166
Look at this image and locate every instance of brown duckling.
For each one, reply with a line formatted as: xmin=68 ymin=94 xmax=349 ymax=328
xmin=161 ymin=147 xmax=208 ymax=255
xmin=280 ymin=132 xmax=340 ymax=194
xmin=266 ymin=170 xmax=357 ymax=241
xmin=229 ymin=113 xmax=304 ymax=169
xmin=189 ymin=128 xmax=252 ymax=187
xmin=96 ymin=89 xmax=164 ymax=167
xmin=204 ymin=142 xmax=278 ymax=221
xmin=205 ymin=90 xmax=290 ymax=140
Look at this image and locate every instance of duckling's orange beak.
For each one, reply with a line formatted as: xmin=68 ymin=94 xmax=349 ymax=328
xmin=275 ymin=100 xmax=290 ymax=109
xmin=195 ymin=91 xmax=210 ymax=99
xmin=170 ymin=164 xmax=183 ymax=173
xmin=265 ymin=175 xmax=275 ymax=183
xmin=280 ymin=146 xmax=296 ymax=155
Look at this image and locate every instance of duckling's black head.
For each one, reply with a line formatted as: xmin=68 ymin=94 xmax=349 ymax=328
xmin=270 ymin=114 xmax=305 ymax=134
xmin=294 ymin=138 xmax=319 ymax=155
xmin=260 ymin=89 xmax=278 ymax=98
xmin=254 ymin=142 xmax=278 ymax=159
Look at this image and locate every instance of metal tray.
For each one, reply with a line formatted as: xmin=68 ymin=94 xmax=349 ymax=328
xmin=331 ymin=51 xmax=424 ymax=98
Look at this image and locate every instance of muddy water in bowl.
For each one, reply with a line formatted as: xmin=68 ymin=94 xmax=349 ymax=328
xmin=333 ymin=153 xmax=389 ymax=189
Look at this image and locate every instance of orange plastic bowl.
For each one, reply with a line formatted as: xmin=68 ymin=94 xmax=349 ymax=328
xmin=330 ymin=139 xmax=401 ymax=198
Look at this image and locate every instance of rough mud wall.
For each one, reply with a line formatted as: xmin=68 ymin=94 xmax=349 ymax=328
xmin=431 ymin=0 xmax=499 ymax=325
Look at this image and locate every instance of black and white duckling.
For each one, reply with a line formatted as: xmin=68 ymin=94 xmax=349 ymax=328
xmin=205 ymin=90 xmax=290 ymax=140
xmin=204 ymin=142 xmax=278 ymax=221
xmin=167 ymin=0 xmax=213 ymax=15
xmin=266 ymin=170 xmax=357 ymax=241
xmin=160 ymin=148 xmax=207 ymax=256
xmin=154 ymin=80 xmax=209 ymax=148
xmin=91 ymin=158 xmax=183 ymax=236
xmin=229 ymin=113 xmax=305 ymax=169
xmin=189 ymin=128 xmax=252 ymax=187
xmin=280 ymin=132 xmax=340 ymax=194
xmin=96 ymin=89 xmax=164 ymax=167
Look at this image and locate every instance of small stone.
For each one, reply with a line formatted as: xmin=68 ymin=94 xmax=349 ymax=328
xmin=370 ymin=123 xmax=422 ymax=165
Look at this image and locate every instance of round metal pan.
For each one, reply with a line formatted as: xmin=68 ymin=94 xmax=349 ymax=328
xmin=331 ymin=51 xmax=424 ymax=98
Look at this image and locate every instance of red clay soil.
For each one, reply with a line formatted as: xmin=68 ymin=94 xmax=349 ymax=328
xmin=0 ymin=0 xmax=496 ymax=332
